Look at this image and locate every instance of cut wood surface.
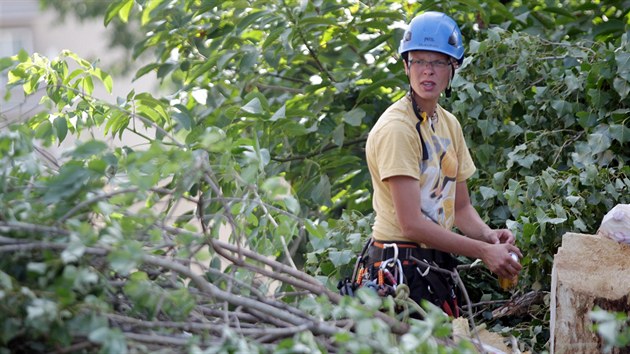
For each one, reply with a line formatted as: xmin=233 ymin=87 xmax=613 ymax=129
xmin=550 ymin=233 xmax=630 ymax=354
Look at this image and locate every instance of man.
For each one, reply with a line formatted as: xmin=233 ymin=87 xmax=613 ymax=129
xmin=363 ymin=11 xmax=522 ymax=317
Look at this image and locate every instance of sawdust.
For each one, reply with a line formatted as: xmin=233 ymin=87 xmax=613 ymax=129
xmin=453 ymin=317 xmax=531 ymax=354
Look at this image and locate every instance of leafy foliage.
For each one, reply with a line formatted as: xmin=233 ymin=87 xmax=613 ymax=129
xmin=1 ymin=0 xmax=629 ymax=352
xmin=591 ymin=308 xmax=630 ymax=353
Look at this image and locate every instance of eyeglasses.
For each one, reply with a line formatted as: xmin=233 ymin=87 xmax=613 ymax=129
xmin=408 ymin=58 xmax=451 ymax=69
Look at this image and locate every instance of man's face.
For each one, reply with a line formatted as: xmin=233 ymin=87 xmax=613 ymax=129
xmin=403 ymin=51 xmax=454 ymax=104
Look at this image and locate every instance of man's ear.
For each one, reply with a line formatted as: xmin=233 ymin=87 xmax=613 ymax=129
xmin=403 ymin=60 xmax=409 ymax=76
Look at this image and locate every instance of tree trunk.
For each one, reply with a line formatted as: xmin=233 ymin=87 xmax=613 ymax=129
xmin=550 ymin=233 xmax=630 ymax=354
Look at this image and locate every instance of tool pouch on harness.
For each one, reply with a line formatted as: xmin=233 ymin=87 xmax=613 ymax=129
xmin=338 ymin=238 xmax=460 ymax=317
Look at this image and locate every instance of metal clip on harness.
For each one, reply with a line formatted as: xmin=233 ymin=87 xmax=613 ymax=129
xmin=379 ymin=243 xmax=404 ymax=288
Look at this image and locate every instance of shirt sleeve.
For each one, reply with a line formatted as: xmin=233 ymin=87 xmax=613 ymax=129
xmin=372 ymin=120 xmax=422 ymax=181
xmin=454 ymin=123 xmax=476 ymax=182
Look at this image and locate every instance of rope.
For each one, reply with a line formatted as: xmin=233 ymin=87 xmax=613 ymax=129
xmin=393 ymin=284 xmax=427 ymax=321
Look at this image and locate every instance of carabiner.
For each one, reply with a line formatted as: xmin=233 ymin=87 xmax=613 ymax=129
xmin=382 ymin=242 xmax=399 ymax=263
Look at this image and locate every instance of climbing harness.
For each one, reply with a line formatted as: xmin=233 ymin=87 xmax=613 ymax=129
xmin=338 ymin=238 xmax=461 ymax=318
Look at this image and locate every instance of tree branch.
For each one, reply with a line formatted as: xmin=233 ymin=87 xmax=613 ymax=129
xmin=271 ymin=136 xmax=367 ymax=163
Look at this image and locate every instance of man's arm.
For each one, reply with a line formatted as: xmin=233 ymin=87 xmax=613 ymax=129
xmin=388 ymin=175 xmax=521 ymax=278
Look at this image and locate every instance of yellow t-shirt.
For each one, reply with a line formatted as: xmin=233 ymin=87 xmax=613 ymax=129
xmin=365 ymin=96 xmax=476 ymax=242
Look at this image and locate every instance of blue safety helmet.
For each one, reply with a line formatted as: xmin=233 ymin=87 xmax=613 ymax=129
xmin=399 ymin=11 xmax=464 ymax=65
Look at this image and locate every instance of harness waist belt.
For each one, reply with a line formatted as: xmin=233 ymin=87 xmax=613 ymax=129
xmin=367 ymin=240 xmax=455 ymax=269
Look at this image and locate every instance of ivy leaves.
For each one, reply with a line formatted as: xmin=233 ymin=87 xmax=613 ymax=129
xmin=457 ymin=28 xmax=629 ymax=292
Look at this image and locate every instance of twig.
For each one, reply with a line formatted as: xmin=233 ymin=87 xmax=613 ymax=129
xmin=255 ymin=323 xmax=311 ymax=343
xmin=107 ymin=313 xmax=220 ymax=333
xmin=57 ymin=187 xmax=138 ymax=223
xmin=198 ymin=307 xmax=259 ymax=324
xmin=107 ymin=312 xmax=311 ymax=338
xmin=282 ymin=7 xmax=335 ymax=83
xmin=280 ymin=235 xmax=299 ymax=271
xmin=164 ymin=226 xmax=409 ymax=334
xmin=142 ymin=253 xmax=342 ymax=336
xmin=462 ymin=299 xmax=509 ymax=310
xmin=552 ymin=131 xmax=583 ymax=166
xmin=0 ymin=235 xmax=339 ymax=336
xmin=271 ymin=137 xmax=367 ymax=163
xmin=164 ymin=225 xmax=326 ymax=292
xmin=0 ymin=221 xmax=70 ymax=237
xmin=123 ymin=332 xmax=195 ymax=347
xmin=0 ymin=224 xmax=408 ymax=336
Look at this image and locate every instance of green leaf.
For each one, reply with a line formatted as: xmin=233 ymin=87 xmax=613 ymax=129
xmin=593 ymin=19 xmax=625 ymax=39
xmin=26 ymin=299 xmax=58 ymax=325
xmin=616 ymin=52 xmax=630 ymax=78
xmin=343 ymin=108 xmax=365 ymax=127
xmin=261 ymin=176 xmax=292 ymax=200
xmin=72 ymin=140 xmax=108 ymax=159
xmin=304 ymin=219 xmax=325 ymax=239
xmin=104 ymin=110 xmax=130 ymax=138
xmin=61 ymin=240 xmax=86 ymax=264
xmin=576 ymin=111 xmax=598 ymax=128
xmin=236 ymin=10 xmax=270 ymax=31
xmin=332 ymin=123 xmax=344 ymax=146
xmin=0 ymin=271 xmax=13 ymax=289
xmin=81 ymin=76 xmax=94 ymax=95
xmin=536 ymin=207 xmax=567 ymax=225
xmin=609 ymin=124 xmax=630 ymax=143
xmin=118 ymin=0 xmax=134 ymax=23
xmin=43 ymin=163 xmax=94 ymax=203
xmin=311 ymin=175 xmax=331 ymax=206
xmin=23 ymin=76 xmax=39 ymax=95
xmin=479 ymin=186 xmax=498 ymax=200
xmin=53 ymin=116 xmax=68 ymax=143
xmin=241 ymin=97 xmax=263 ymax=114
xmin=587 ymin=132 xmax=611 ymax=155
xmin=104 ymin=0 xmax=126 ymax=26
xmin=134 ymin=63 xmax=159 ymax=80
xmin=613 ymin=77 xmax=630 ymax=99
xmin=357 ymin=78 xmax=403 ymax=103
xmin=93 ymin=68 xmax=113 ymax=93
xmin=17 ymin=49 xmax=29 ymax=62
xmin=263 ymin=27 xmax=287 ymax=49
xmin=172 ymin=104 xmax=192 ymax=130
xmin=89 ymin=327 xmax=128 ymax=354
xmin=551 ymin=100 xmax=573 ymax=116
xmin=328 ymin=250 xmax=354 ymax=267
xmin=476 ymin=119 xmax=498 ymax=139
xmin=541 ymin=6 xmax=576 ymax=19
xmin=0 ymin=57 xmax=13 ymax=71
xmin=270 ymin=104 xmax=286 ymax=122
xmin=108 ymin=243 xmax=144 ymax=276
xmin=522 ymin=223 xmax=537 ymax=240
xmin=34 ymin=120 xmax=53 ymax=141
xmin=283 ymin=196 xmax=300 ymax=214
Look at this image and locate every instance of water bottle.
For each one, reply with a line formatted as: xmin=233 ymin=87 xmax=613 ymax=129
xmin=498 ymin=252 xmax=519 ymax=290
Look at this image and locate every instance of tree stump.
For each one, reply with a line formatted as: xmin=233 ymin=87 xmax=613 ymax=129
xmin=550 ymin=233 xmax=630 ymax=354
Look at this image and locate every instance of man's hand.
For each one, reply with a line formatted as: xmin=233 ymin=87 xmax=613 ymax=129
xmin=483 ymin=228 xmax=515 ymax=245
xmin=481 ymin=242 xmax=522 ymax=278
